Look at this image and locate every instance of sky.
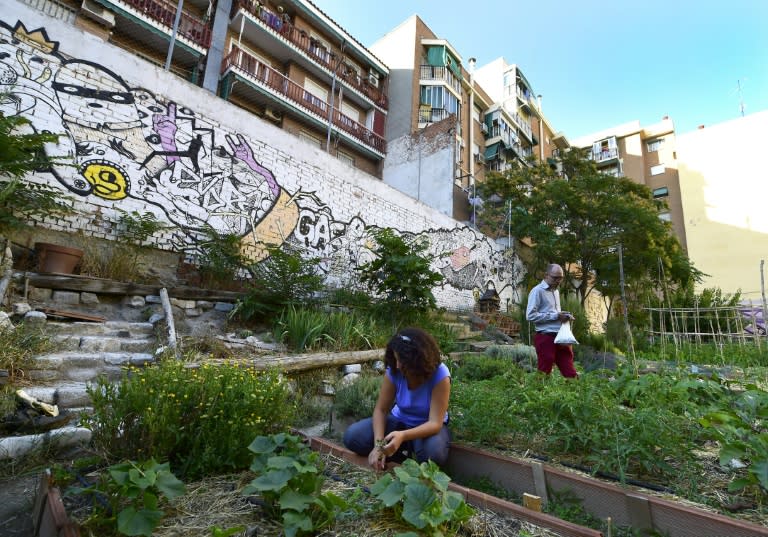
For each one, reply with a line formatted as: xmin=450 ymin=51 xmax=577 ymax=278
xmin=312 ymin=0 xmax=768 ymax=140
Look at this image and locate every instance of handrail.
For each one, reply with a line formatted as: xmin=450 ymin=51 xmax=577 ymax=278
xmin=223 ymin=46 xmax=387 ymax=154
xmin=233 ymin=0 xmax=388 ymax=109
xmin=114 ymin=0 xmax=212 ymax=48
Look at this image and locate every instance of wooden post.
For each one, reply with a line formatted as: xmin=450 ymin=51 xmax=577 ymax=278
xmin=159 ymin=287 xmax=179 ymax=359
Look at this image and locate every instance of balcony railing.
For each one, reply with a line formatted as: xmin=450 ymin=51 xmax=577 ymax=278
xmin=111 ymin=0 xmax=212 ymax=48
xmin=223 ymin=46 xmax=386 ymax=154
xmin=418 ymin=106 xmax=453 ymax=124
xmin=419 ymin=65 xmax=462 ymax=94
xmin=589 ymin=147 xmax=619 ymax=163
xmin=233 ymin=0 xmax=388 ymax=109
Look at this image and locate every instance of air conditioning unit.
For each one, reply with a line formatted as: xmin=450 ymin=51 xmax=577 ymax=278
xmin=80 ymin=0 xmax=115 ymax=27
xmin=480 ymin=123 xmax=488 ymax=135
xmin=367 ymin=71 xmax=379 ymax=88
xmin=264 ymin=107 xmax=283 ymax=122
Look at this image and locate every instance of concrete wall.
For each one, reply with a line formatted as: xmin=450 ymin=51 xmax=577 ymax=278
xmin=2 ymin=3 xmax=526 ymax=311
xmin=382 ymin=118 xmax=456 ymax=217
xmin=677 ymin=110 xmax=768 ymax=300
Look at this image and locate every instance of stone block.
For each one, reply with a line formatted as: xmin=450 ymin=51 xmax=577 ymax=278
xmin=23 ymin=311 xmax=47 ymax=325
xmin=80 ymin=292 xmax=100 ymax=304
xmin=123 ymin=295 xmax=146 ymax=308
xmin=52 ymin=290 xmax=80 ymax=305
xmin=28 ymin=287 xmax=52 ymax=301
xmin=214 ymin=302 xmax=235 ymax=312
xmin=170 ymin=298 xmax=196 ymax=309
xmin=12 ymin=303 xmax=32 ymax=316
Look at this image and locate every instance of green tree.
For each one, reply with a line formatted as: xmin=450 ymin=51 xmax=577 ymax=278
xmin=357 ymin=228 xmax=444 ymax=324
xmin=478 ymin=151 xmax=700 ymax=310
xmin=0 ymin=112 xmax=72 ymax=233
xmin=0 ymin=111 xmax=72 ymax=301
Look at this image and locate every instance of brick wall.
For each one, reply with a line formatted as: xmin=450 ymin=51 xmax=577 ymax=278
xmin=2 ymin=2 xmax=526 ymax=311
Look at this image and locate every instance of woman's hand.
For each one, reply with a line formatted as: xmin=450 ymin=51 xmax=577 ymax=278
xmin=368 ymin=446 xmax=386 ymax=471
xmin=382 ymin=430 xmax=405 ymax=456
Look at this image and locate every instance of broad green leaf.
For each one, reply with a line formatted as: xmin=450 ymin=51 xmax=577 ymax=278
xmin=370 ymin=473 xmax=393 ymax=495
xmin=156 ymin=470 xmax=186 ymax=500
xmin=246 ymin=469 xmax=293 ymax=492
xmin=248 ymin=435 xmax=278 ymax=455
xmin=268 ymin=455 xmax=302 ymax=470
xmin=719 ymin=443 xmax=748 ymax=467
xmin=727 ymin=477 xmax=752 ymax=492
xmin=283 ymin=510 xmax=313 ymax=537
xmin=143 ymin=491 xmax=158 ymax=511
xmin=377 ymin=480 xmax=405 ymax=507
xmin=751 ymin=460 xmax=768 ymax=490
xmin=279 ymin=490 xmax=314 ymax=512
xmin=116 ymin=506 xmax=163 ymax=537
xmin=401 ymin=482 xmax=435 ymax=529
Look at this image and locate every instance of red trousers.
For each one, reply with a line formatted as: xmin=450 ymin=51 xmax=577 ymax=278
xmin=533 ymin=332 xmax=578 ymax=378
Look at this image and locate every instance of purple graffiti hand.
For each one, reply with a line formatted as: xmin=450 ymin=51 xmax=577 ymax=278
xmin=154 ymin=101 xmax=179 ymax=153
xmin=226 ymin=133 xmax=280 ymax=197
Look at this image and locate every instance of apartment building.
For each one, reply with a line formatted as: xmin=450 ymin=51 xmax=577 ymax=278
xmin=369 ymin=15 xmax=494 ymax=222
xmin=42 ymin=0 xmax=389 ymax=176
xmin=571 ymin=118 xmax=686 ymax=250
xmin=473 ymin=57 xmax=569 ymax=172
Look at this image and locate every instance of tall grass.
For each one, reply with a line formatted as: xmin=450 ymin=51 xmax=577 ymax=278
xmin=274 ymin=306 xmax=389 ymax=353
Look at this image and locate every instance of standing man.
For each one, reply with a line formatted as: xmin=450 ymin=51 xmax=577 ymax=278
xmin=525 ymin=263 xmax=578 ymax=378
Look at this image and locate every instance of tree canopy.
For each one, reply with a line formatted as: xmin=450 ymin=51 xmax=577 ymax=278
xmin=477 ymin=151 xmax=701 ymax=310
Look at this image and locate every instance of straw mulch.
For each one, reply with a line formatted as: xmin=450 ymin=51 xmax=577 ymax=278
xmin=153 ymin=452 xmax=562 ymax=537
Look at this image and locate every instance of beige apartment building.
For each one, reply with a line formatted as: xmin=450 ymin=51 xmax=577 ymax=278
xmin=369 ymin=15 xmax=565 ymax=224
xmin=571 ymin=118 xmax=686 ymax=250
xmin=46 ymin=0 xmax=390 ymax=176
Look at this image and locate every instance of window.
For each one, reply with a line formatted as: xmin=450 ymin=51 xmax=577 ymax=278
xmin=340 ymin=101 xmax=360 ymax=125
xmin=419 ymin=85 xmax=459 ymax=122
xmin=299 ymin=130 xmax=322 ymax=148
xmin=336 ymin=150 xmax=354 ymax=166
xmin=303 ymin=78 xmax=328 ymax=112
xmin=309 ymin=33 xmax=330 ymax=63
xmin=647 ymin=138 xmax=663 ymax=152
xmin=653 ymin=186 xmax=669 ymax=198
xmin=650 ymin=164 xmax=665 ymax=176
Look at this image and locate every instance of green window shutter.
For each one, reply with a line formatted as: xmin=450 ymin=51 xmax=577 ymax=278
xmin=426 ymin=45 xmax=446 ymax=67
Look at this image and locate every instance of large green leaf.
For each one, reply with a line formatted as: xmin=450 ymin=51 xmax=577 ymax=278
xmin=377 ymin=480 xmax=405 ymax=507
xmin=279 ymin=490 xmax=314 ymax=512
xmin=751 ymin=460 xmax=768 ymax=491
xmin=116 ymin=506 xmax=163 ymax=537
xmin=155 ymin=469 xmax=186 ymax=500
xmin=244 ymin=469 xmax=293 ymax=493
xmin=401 ymin=482 xmax=435 ymax=529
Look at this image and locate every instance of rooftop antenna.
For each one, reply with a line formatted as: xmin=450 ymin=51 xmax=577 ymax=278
xmin=734 ymin=78 xmax=747 ymax=117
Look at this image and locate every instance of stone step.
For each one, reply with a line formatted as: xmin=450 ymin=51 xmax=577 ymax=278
xmin=23 ymin=381 xmax=94 ymax=409
xmin=51 ymin=334 xmax=156 ymax=353
xmin=0 ymin=426 xmax=92 ymax=460
xmin=31 ymin=351 xmax=155 ymax=382
xmin=45 ymin=321 xmax=155 ymax=337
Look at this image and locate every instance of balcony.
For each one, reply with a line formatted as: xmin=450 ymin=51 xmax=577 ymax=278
xmin=232 ymin=0 xmax=388 ymax=110
xmin=419 ymin=65 xmax=462 ymax=94
xmin=98 ymin=0 xmax=212 ymax=49
xmin=589 ymin=147 xmax=619 ymax=164
xmin=418 ymin=106 xmax=454 ymax=125
xmin=222 ymin=46 xmax=386 ymax=155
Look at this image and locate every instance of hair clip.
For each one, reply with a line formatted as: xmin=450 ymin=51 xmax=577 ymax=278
xmin=399 ymin=334 xmax=411 ymax=342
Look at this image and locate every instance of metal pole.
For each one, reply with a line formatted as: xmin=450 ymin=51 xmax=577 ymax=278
xmin=761 ymin=259 xmax=767 ymax=337
xmin=326 ymin=42 xmax=346 ymax=153
xmin=164 ymin=0 xmax=185 ymax=71
xmin=618 ymin=243 xmax=636 ymax=366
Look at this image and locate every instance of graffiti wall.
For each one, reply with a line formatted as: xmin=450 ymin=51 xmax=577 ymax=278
xmin=1 ymin=4 xmax=525 ymax=311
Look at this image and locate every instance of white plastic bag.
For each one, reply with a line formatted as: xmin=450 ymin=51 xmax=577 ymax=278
xmin=554 ymin=320 xmax=578 ymax=345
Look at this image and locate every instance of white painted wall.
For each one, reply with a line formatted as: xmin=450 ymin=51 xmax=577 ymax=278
xmin=3 ymin=2 xmax=526 ymax=311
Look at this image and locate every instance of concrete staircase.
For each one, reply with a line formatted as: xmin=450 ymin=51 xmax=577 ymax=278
xmin=0 ymin=319 xmax=158 ymax=459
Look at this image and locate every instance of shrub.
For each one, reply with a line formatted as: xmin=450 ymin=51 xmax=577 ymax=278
xmin=452 ymin=355 xmax=510 ymax=382
xmin=196 ymin=224 xmax=247 ymax=290
xmin=358 ymin=228 xmax=444 ymax=326
xmin=85 ymin=360 xmax=295 ymax=479
xmin=232 ymin=245 xmax=324 ymax=323
xmin=274 ymin=306 xmax=389 ymax=353
xmin=333 ymin=373 xmax=381 ymax=421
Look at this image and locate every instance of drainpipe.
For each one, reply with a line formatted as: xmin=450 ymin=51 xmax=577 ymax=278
xmin=468 ymin=57 xmax=476 ymax=187
xmin=537 ymin=94 xmax=544 ymax=161
xmin=326 ymin=41 xmax=346 ymax=153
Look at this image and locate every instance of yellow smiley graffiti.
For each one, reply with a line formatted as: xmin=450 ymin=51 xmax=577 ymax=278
xmin=80 ymin=161 xmax=128 ymax=200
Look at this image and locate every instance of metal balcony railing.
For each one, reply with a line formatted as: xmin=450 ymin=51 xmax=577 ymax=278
xmin=419 ymin=65 xmax=462 ymax=94
xmin=418 ymin=107 xmax=453 ymax=124
xmin=589 ymin=147 xmax=619 ymax=162
xmin=114 ymin=0 xmax=212 ymax=48
xmin=223 ymin=46 xmax=386 ymax=154
xmin=233 ymin=0 xmax=388 ymax=109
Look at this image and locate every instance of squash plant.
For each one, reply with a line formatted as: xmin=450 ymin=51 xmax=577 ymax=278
xmin=370 ymin=458 xmax=475 ymax=536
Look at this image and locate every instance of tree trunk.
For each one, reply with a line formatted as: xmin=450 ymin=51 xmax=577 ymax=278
xmin=200 ymin=348 xmax=384 ymax=373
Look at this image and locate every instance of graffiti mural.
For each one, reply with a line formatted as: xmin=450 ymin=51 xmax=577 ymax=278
xmin=0 ymin=18 xmax=524 ymax=306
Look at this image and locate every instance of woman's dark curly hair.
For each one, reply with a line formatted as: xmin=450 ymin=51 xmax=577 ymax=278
xmin=384 ymin=327 xmax=442 ymax=386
